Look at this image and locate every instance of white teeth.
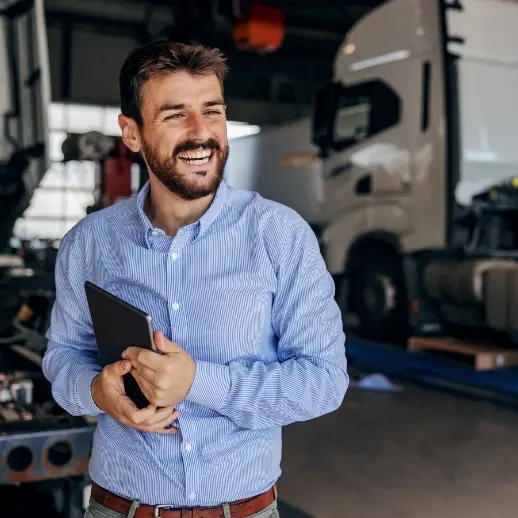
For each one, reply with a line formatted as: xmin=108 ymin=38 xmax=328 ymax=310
xmin=178 ymin=150 xmax=211 ymax=160
xmin=179 ymin=155 xmax=211 ymax=165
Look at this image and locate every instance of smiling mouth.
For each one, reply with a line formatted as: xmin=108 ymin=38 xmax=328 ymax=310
xmin=177 ymin=150 xmax=213 ymax=166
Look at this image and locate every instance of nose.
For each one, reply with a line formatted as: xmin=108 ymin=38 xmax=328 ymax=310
xmin=186 ymin=113 xmax=211 ymax=142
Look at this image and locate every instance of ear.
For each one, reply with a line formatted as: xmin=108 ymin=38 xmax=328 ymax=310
xmin=118 ymin=114 xmax=141 ymax=153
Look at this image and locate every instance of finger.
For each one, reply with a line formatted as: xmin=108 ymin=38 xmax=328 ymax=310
xmin=154 ymin=330 xmax=166 ymax=353
xmin=154 ymin=330 xmax=181 ymax=355
xmin=155 ymin=425 xmax=179 ymax=434
xmin=116 ymin=395 xmax=157 ymax=424
xmin=131 ymin=371 xmax=167 ymax=406
xmin=150 ymin=412 xmax=180 ymax=434
xmin=130 ymin=359 xmax=158 ymax=384
xmin=142 ymin=408 xmax=180 ymax=427
xmin=141 ymin=407 xmax=176 ymax=426
xmin=123 ymin=347 xmax=162 ymax=369
xmin=105 ymin=360 xmax=132 ymax=378
xmin=115 ymin=394 xmax=138 ymax=421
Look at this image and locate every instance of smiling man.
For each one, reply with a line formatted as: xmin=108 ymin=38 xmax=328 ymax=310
xmin=42 ymin=40 xmax=349 ymax=518
xmin=120 ymin=43 xmax=230 ymax=234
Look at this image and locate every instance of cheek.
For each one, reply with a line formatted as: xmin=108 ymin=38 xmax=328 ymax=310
xmin=208 ymin=118 xmax=226 ymax=136
xmin=215 ymin=126 xmax=228 ymax=145
xmin=157 ymin=132 xmax=180 ymax=155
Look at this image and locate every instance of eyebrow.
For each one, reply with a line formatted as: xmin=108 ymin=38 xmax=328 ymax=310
xmin=157 ymin=99 xmax=226 ymax=114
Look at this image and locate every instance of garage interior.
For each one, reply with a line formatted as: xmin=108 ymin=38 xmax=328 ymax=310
xmin=3 ymin=0 xmax=518 ymax=517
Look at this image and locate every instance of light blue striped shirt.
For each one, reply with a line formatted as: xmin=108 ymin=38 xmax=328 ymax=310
xmin=42 ymin=178 xmax=348 ymax=507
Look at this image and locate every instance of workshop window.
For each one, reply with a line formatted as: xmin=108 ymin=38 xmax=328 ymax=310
xmin=12 ymin=103 xmax=260 ymax=242
xmin=12 ymin=103 xmax=120 ymax=242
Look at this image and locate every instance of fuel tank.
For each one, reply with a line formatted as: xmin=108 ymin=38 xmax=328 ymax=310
xmin=423 ymin=258 xmax=518 ymax=334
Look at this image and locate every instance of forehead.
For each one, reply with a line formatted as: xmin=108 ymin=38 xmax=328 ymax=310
xmin=140 ymin=71 xmax=223 ymax=117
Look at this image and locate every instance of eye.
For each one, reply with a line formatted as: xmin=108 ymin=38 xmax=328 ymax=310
xmin=164 ymin=113 xmax=183 ymax=121
xmin=205 ymin=110 xmax=222 ymax=117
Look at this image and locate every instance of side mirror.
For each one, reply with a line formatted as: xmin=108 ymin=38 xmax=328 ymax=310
xmin=311 ymin=82 xmax=339 ymax=155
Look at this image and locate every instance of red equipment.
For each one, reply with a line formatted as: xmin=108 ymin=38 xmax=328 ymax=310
xmin=232 ymin=3 xmax=285 ymax=53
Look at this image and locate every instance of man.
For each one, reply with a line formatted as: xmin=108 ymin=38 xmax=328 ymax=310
xmin=43 ymin=40 xmax=348 ymax=518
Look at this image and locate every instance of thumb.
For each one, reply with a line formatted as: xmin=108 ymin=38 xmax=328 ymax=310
xmin=109 ymin=359 xmax=131 ymax=376
xmin=154 ymin=330 xmax=179 ymax=355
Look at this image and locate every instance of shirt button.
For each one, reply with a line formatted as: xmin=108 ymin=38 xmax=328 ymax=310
xmin=171 ymin=252 xmax=178 ymax=260
xmin=172 ymin=302 xmax=180 ymax=310
xmin=185 ymin=443 xmax=192 ymax=452
xmin=178 ymin=403 xmax=185 ymax=410
xmin=189 ymin=493 xmax=196 ymax=501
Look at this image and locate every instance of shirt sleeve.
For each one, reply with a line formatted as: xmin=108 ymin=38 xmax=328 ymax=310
xmin=185 ymin=215 xmax=349 ymax=429
xmin=42 ymin=230 xmax=105 ymax=417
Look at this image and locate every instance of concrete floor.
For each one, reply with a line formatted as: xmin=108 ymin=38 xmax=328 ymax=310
xmin=278 ymin=376 xmax=518 ymax=518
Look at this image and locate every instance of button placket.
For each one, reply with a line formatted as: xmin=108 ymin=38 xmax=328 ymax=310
xmin=168 ymin=233 xmax=185 ymax=321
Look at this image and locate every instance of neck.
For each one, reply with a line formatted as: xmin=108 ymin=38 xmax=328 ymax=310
xmin=145 ymin=175 xmax=216 ymax=236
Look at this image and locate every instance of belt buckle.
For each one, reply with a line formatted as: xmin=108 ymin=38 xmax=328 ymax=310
xmin=154 ymin=505 xmax=194 ymax=518
xmin=153 ymin=504 xmax=170 ymax=518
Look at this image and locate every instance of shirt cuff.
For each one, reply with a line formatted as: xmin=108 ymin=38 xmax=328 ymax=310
xmin=77 ymin=370 xmax=105 ymax=416
xmin=185 ymin=361 xmax=231 ymax=411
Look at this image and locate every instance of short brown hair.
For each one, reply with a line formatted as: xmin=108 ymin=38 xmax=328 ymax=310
xmin=119 ymin=40 xmax=229 ymax=126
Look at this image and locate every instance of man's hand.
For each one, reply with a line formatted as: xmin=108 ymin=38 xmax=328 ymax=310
xmin=122 ymin=330 xmax=196 ymax=408
xmin=91 ymin=359 xmax=180 ymax=434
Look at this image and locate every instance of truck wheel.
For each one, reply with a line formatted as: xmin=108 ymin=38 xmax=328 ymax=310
xmin=346 ymin=245 xmax=409 ymax=343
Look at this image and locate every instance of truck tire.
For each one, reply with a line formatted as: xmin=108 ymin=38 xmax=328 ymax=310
xmin=346 ymin=244 xmax=409 ymax=344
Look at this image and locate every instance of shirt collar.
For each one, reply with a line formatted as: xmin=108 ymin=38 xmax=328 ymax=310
xmin=135 ymin=179 xmax=228 ymax=247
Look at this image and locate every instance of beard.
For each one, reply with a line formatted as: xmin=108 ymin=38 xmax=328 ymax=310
xmin=141 ymin=137 xmax=229 ymax=200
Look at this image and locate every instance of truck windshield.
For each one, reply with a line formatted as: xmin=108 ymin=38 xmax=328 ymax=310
xmin=334 ymin=100 xmax=370 ymax=144
xmin=312 ymin=80 xmax=400 ymax=153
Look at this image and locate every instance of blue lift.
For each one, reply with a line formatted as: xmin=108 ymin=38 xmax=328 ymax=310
xmin=346 ymin=338 xmax=518 ymax=408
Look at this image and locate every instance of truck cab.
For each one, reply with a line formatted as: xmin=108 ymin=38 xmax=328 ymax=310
xmin=310 ymin=0 xmax=453 ymax=340
xmin=311 ymin=0 xmax=518 ymax=341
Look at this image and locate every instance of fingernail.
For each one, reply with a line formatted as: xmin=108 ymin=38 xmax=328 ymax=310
xmin=122 ymin=351 xmax=128 ymax=359
xmin=121 ymin=360 xmax=129 ymax=369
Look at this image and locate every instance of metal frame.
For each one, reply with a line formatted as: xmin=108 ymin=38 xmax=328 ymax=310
xmin=0 ymin=425 xmax=95 ymax=485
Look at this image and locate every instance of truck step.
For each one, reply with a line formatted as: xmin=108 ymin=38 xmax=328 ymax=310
xmin=407 ymin=336 xmax=518 ymax=371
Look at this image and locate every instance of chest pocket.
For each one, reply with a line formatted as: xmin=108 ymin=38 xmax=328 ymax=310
xmin=183 ymin=283 xmax=274 ymax=364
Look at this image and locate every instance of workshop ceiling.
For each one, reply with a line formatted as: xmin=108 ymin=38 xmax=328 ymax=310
xmin=43 ymin=0 xmax=387 ymax=125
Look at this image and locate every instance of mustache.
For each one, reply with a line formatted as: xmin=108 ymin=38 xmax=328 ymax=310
xmin=174 ymin=138 xmax=221 ymax=156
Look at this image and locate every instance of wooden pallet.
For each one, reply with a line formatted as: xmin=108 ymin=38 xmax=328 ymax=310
xmin=408 ymin=336 xmax=518 ymax=371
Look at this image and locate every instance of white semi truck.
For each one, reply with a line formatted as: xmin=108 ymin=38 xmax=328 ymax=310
xmin=225 ymin=0 xmax=518 ymax=345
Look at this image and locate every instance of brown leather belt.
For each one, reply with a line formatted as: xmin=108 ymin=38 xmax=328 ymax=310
xmin=91 ymin=482 xmax=277 ymax=518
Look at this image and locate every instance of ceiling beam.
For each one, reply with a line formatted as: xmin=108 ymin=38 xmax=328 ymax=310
xmin=225 ymin=98 xmax=312 ymax=126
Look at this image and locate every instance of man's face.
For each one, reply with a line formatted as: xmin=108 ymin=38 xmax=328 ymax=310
xmin=127 ymin=71 xmax=229 ymax=200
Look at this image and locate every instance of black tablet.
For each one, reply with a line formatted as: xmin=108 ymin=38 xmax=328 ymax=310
xmin=84 ymin=280 xmax=157 ymax=409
